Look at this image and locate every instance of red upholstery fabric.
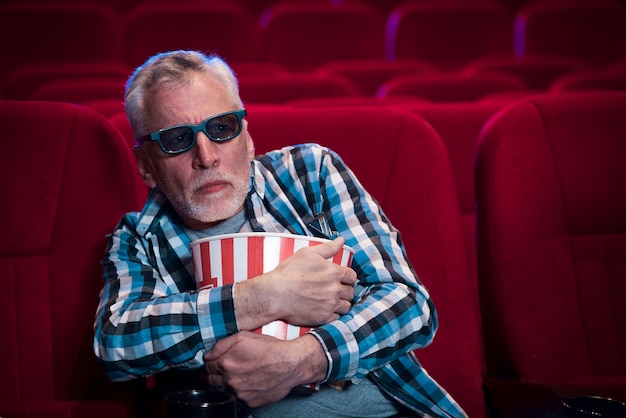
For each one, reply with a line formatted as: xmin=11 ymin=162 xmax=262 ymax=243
xmin=404 ymin=101 xmax=509 ymax=288
xmin=0 ymin=62 xmax=133 ymax=101
xmin=84 ymin=99 xmax=126 ymax=119
xmin=377 ymin=71 xmax=527 ymax=102
xmin=287 ymin=96 xmax=427 ymax=108
xmin=258 ymin=2 xmax=385 ymax=72
xmin=314 ymin=59 xmax=435 ymax=96
xmin=244 ymin=105 xmax=485 ymax=417
xmin=475 ymin=92 xmax=626 ymax=416
xmin=515 ymin=0 xmax=626 ymax=69
xmin=122 ymin=3 xmax=257 ymax=68
xmin=29 ymin=78 xmax=127 ymax=104
xmin=549 ymin=70 xmax=626 ymax=93
xmin=462 ymin=55 xmax=589 ymax=91
xmin=238 ymin=73 xmax=359 ymax=104
xmin=108 ymin=112 xmax=151 ymax=203
xmin=0 ymin=101 xmax=144 ymax=417
xmin=0 ymin=4 xmax=123 ymax=80
xmin=386 ymin=1 xmax=513 ymax=70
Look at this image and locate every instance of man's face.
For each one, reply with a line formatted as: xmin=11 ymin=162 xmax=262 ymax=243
xmin=135 ymin=72 xmax=255 ymax=230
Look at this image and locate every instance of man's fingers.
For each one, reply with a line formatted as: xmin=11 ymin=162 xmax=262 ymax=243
xmin=308 ymin=235 xmax=345 ymax=259
xmin=337 ymin=299 xmax=352 ymax=316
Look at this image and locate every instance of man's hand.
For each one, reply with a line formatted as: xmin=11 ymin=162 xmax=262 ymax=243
xmin=204 ymin=331 xmax=328 ymax=408
xmin=234 ymin=236 xmax=357 ymax=331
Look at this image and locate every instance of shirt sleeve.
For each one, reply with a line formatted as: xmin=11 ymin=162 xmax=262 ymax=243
xmin=304 ymin=147 xmax=438 ymax=383
xmin=93 ymin=216 xmax=238 ymax=382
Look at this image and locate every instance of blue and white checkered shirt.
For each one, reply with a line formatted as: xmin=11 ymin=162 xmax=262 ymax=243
xmin=94 ymin=144 xmax=466 ymax=417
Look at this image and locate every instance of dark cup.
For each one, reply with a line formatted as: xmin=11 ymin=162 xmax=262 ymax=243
xmin=164 ymin=389 xmax=237 ymax=418
xmin=560 ymin=396 xmax=626 ymax=418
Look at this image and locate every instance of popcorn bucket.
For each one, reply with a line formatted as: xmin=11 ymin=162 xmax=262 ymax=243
xmin=190 ymin=232 xmax=354 ymax=390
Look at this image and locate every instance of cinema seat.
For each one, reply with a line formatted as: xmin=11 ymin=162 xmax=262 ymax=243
xmin=258 ymin=2 xmax=385 ymax=72
xmin=123 ymin=3 xmax=257 ymax=68
xmin=475 ymin=92 xmax=626 ymax=416
xmin=245 ymin=105 xmax=485 ymax=417
xmin=0 ymin=4 xmax=123 ymax=80
xmin=0 ymin=101 xmax=144 ymax=417
xmin=29 ymin=78 xmax=127 ymax=104
xmin=314 ymin=58 xmax=435 ymax=96
xmin=238 ymin=73 xmax=359 ymax=103
xmin=403 ymin=101 xmax=509 ymax=290
xmin=514 ymin=0 xmax=626 ymax=69
xmin=0 ymin=61 xmax=133 ymax=100
xmin=549 ymin=70 xmax=626 ymax=93
xmin=377 ymin=71 xmax=527 ymax=102
xmin=462 ymin=55 xmax=588 ymax=91
xmin=386 ymin=1 xmax=513 ymax=70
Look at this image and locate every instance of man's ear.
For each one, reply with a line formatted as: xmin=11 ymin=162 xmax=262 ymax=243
xmin=134 ymin=146 xmax=158 ymax=189
xmin=244 ymin=120 xmax=255 ymax=159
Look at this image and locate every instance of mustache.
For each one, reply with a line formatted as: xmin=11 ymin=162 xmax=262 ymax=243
xmin=187 ymin=172 xmax=232 ymax=191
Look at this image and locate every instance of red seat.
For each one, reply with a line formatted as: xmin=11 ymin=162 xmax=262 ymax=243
xmin=403 ymin=101 xmax=509 ymax=291
xmin=0 ymin=4 xmax=123 ymax=80
xmin=0 ymin=101 xmax=144 ymax=417
xmin=462 ymin=55 xmax=589 ymax=91
xmin=0 ymin=61 xmax=133 ymax=101
xmin=514 ymin=0 xmax=626 ymax=69
xmin=549 ymin=70 xmax=626 ymax=93
xmin=386 ymin=1 xmax=513 ymax=70
xmin=108 ymin=111 xmax=151 ymax=202
xmin=314 ymin=58 xmax=435 ymax=96
xmin=475 ymin=92 xmax=626 ymax=416
xmin=258 ymin=2 xmax=385 ymax=72
xmin=238 ymin=73 xmax=359 ymax=104
xmin=245 ymin=105 xmax=484 ymax=417
xmin=287 ymin=96 xmax=428 ymax=107
xmin=30 ymin=78 xmax=127 ymax=104
xmin=123 ymin=3 xmax=257 ymax=68
xmin=377 ymin=71 xmax=527 ymax=102
xmin=84 ymin=99 xmax=127 ymax=118
xmin=109 ymin=111 xmax=138 ymax=152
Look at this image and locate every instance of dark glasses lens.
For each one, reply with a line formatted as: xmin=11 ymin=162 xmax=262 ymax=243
xmin=145 ymin=109 xmax=246 ymax=154
xmin=205 ymin=112 xmax=243 ymax=141
xmin=158 ymin=126 xmax=195 ymax=153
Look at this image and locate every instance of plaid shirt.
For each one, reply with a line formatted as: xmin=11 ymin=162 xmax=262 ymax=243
xmin=94 ymin=144 xmax=466 ymax=417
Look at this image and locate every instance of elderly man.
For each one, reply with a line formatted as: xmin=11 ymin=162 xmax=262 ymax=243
xmin=94 ymin=50 xmax=465 ymax=417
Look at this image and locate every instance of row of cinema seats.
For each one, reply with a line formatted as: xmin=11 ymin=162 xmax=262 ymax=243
xmin=1 ymin=0 xmax=625 ymax=71
xmin=2 ymin=91 xmax=625 ymax=417
xmin=1 ymin=0 xmax=626 ymax=100
xmin=3 ymin=59 xmax=626 ymax=119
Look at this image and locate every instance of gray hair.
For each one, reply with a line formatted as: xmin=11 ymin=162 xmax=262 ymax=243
xmin=124 ymin=50 xmax=243 ymax=139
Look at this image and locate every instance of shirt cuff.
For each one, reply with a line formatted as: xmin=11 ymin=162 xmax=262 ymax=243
xmin=309 ymin=320 xmax=360 ymax=382
xmin=197 ymin=284 xmax=238 ymax=350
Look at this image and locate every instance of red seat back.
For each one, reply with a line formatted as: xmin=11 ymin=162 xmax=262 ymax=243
xmin=258 ymin=2 xmax=385 ymax=72
xmin=386 ymin=1 xmax=513 ymax=70
xmin=239 ymin=73 xmax=359 ymax=104
xmin=404 ymin=101 xmax=509 ymax=286
xmin=550 ymin=71 xmax=626 ymax=93
xmin=30 ymin=78 xmax=127 ymax=104
xmin=515 ymin=1 xmax=626 ymax=68
xmin=245 ymin=105 xmax=485 ymax=417
xmin=314 ymin=59 xmax=434 ymax=96
xmin=0 ymin=101 xmax=143 ymax=416
xmin=123 ymin=3 xmax=257 ymax=68
xmin=462 ymin=55 xmax=588 ymax=91
xmin=0 ymin=4 xmax=123 ymax=80
xmin=476 ymin=92 xmax=626 ymax=412
xmin=0 ymin=62 xmax=133 ymax=101
xmin=377 ymin=71 xmax=527 ymax=102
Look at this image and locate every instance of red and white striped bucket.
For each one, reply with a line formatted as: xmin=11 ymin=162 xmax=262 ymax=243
xmin=190 ymin=232 xmax=354 ymax=392
xmin=191 ymin=232 xmax=354 ymax=339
